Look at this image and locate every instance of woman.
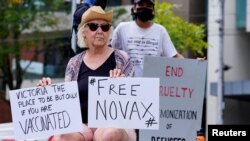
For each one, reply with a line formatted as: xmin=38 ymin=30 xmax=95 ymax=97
xmin=37 ymin=6 xmax=136 ymax=141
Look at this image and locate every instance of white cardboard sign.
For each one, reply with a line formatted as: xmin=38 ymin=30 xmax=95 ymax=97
xmin=88 ymin=77 xmax=160 ymax=130
xmin=9 ymin=81 xmax=82 ymax=140
xmin=140 ymin=57 xmax=207 ymax=141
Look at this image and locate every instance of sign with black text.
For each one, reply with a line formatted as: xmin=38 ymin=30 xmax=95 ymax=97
xmin=9 ymin=81 xmax=82 ymax=140
xmin=140 ymin=57 xmax=207 ymax=141
xmin=88 ymin=77 xmax=160 ymax=130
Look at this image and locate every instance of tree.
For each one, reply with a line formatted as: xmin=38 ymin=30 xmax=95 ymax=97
xmin=0 ymin=0 xmax=66 ymax=98
xmin=154 ymin=1 xmax=207 ymax=56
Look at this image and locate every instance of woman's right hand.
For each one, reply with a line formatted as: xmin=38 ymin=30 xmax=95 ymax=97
xmin=36 ymin=77 xmax=52 ymax=87
xmin=109 ymin=68 xmax=125 ymax=78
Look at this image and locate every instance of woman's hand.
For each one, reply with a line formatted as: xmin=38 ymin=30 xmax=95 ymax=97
xmin=109 ymin=68 xmax=125 ymax=78
xmin=36 ymin=77 xmax=52 ymax=87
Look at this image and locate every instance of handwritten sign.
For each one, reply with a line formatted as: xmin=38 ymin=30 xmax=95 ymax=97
xmin=88 ymin=77 xmax=159 ymax=130
xmin=140 ymin=57 xmax=207 ymax=141
xmin=9 ymin=81 xmax=82 ymax=140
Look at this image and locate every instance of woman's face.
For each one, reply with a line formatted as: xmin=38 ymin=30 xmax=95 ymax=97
xmin=83 ymin=20 xmax=111 ymax=48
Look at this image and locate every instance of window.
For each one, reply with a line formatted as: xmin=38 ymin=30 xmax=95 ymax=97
xmin=107 ymin=0 xmax=121 ymax=6
xmin=236 ymin=0 xmax=246 ymax=28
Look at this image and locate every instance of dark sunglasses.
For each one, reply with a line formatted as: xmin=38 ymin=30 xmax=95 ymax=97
xmin=86 ymin=23 xmax=111 ymax=32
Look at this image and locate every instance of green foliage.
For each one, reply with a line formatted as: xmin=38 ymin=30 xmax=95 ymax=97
xmin=154 ymin=1 xmax=207 ymax=56
xmin=0 ymin=0 xmax=66 ymax=90
xmin=110 ymin=7 xmax=129 ymax=27
xmin=113 ymin=8 xmax=127 ymax=21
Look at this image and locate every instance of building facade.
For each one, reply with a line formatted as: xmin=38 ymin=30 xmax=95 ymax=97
xmin=207 ymin=0 xmax=250 ymax=127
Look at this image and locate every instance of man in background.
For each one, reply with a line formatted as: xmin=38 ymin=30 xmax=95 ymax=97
xmin=111 ymin=0 xmax=184 ymax=77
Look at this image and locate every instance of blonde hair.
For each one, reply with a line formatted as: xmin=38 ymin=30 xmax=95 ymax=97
xmin=77 ymin=24 xmax=113 ymax=48
xmin=77 ymin=25 xmax=87 ymax=48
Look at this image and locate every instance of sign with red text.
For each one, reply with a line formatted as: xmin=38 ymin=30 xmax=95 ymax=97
xmin=9 ymin=81 xmax=82 ymax=140
xmin=140 ymin=57 xmax=207 ymax=141
xmin=88 ymin=77 xmax=160 ymax=130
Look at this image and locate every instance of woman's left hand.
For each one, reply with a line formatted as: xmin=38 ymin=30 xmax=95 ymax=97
xmin=109 ymin=68 xmax=125 ymax=78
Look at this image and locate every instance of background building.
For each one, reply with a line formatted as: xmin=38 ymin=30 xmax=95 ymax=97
xmin=207 ymin=0 xmax=250 ymax=126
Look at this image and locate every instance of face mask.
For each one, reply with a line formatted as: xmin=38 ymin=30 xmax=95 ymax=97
xmin=135 ymin=7 xmax=154 ymax=22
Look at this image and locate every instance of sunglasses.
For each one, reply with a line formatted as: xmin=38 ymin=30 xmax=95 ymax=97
xmin=86 ymin=23 xmax=111 ymax=32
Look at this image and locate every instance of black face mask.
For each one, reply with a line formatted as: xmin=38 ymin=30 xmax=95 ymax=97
xmin=134 ymin=7 xmax=154 ymax=22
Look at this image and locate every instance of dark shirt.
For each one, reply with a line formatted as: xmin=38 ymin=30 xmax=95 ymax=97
xmin=77 ymin=52 xmax=116 ymax=123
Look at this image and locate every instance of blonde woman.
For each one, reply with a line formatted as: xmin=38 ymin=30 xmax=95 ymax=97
xmin=38 ymin=6 xmax=136 ymax=141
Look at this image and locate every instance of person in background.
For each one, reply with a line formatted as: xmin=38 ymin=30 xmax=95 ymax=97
xmin=38 ymin=6 xmax=136 ymax=141
xmin=111 ymin=0 xmax=184 ymax=77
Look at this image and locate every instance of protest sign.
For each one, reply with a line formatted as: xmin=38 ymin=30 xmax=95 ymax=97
xmin=140 ymin=57 xmax=207 ymax=141
xmin=9 ymin=81 xmax=82 ymax=140
xmin=88 ymin=77 xmax=159 ymax=130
